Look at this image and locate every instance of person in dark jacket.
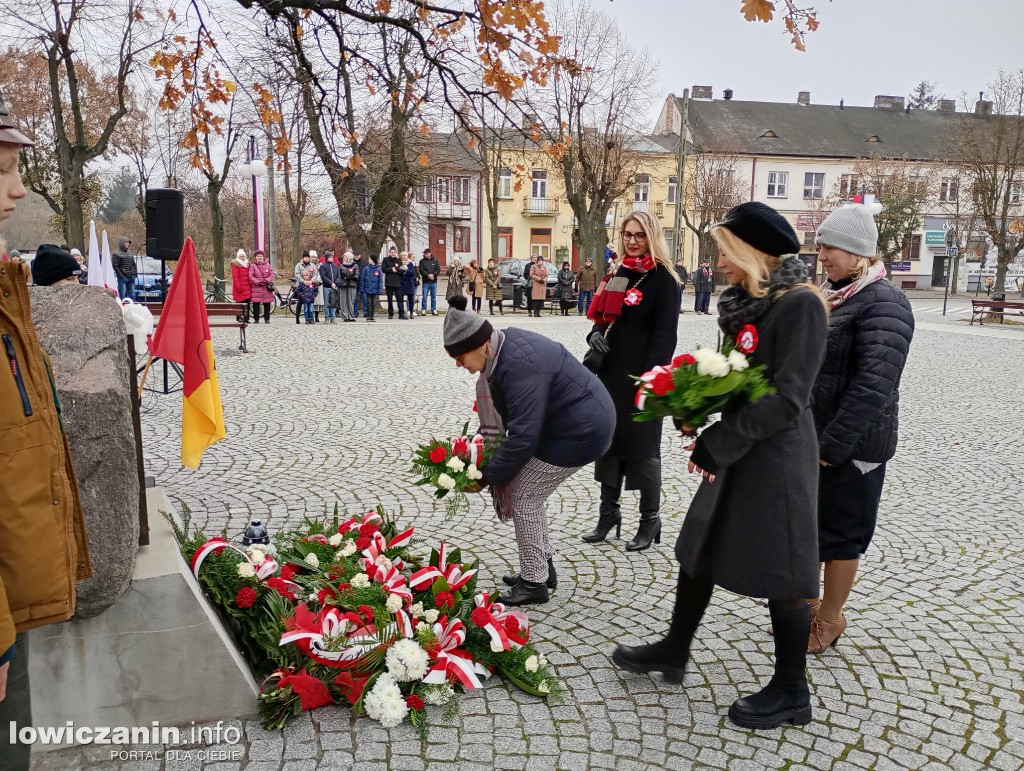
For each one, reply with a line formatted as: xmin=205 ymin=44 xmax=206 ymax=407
xmin=575 ymin=258 xmax=599 ymax=315
xmin=337 ymin=251 xmax=360 ymax=322
xmin=111 ymin=236 xmax=136 ymax=300
xmin=557 ymin=261 xmax=575 ymax=315
xmin=612 ymin=201 xmax=828 ymax=731
xmin=400 ymin=251 xmax=418 ymax=318
xmin=673 ymin=258 xmax=689 ymax=312
xmin=352 ymin=250 xmax=368 ymax=317
xmin=808 ymin=204 xmax=914 ymax=653
xmin=319 ymin=252 xmax=342 ymax=323
xmin=443 ymin=295 xmax=615 ymax=606
xmin=692 ymin=258 xmax=715 ymax=314
xmin=419 ymin=248 xmax=441 ymax=315
xmin=358 ymin=254 xmax=383 ymax=322
xmin=381 ymin=246 xmax=405 ymax=319
xmin=582 ymin=211 xmax=680 ymax=551
xmin=295 ymin=268 xmax=319 ymax=323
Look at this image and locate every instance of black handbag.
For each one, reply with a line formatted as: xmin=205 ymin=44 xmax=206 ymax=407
xmin=582 ymin=323 xmax=613 ymax=373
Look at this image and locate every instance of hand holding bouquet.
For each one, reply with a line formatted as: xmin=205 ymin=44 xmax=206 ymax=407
xmin=633 ymin=325 xmax=774 ymax=430
xmin=412 ymin=425 xmax=501 ymax=518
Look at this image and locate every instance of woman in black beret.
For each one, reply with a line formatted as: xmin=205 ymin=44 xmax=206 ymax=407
xmin=612 ymin=202 xmax=829 ymax=729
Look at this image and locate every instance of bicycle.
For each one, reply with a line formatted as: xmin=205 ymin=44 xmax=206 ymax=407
xmin=272 ymin=277 xmax=299 ymax=315
xmin=205 ymin=276 xmax=227 ymax=303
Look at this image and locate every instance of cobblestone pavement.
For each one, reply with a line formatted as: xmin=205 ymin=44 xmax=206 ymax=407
xmin=35 ymin=309 xmax=1024 ymax=770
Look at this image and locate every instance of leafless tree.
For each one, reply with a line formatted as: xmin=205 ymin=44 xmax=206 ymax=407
xmin=680 ymin=152 xmax=747 ymax=265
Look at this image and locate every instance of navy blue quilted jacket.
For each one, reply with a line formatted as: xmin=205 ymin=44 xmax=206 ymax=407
xmin=812 ymin=279 xmax=915 ymax=465
xmin=482 ymin=328 xmax=615 ymax=487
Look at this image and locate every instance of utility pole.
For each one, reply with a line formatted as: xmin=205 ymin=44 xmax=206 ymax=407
xmin=266 ymin=133 xmax=278 ymax=269
xmin=671 ymin=89 xmax=690 ymax=268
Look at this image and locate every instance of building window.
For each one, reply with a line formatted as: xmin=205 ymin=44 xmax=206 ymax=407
xmin=452 ymin=177 xmax=471 ymax=205
xmin=530 ymin=227 xmax=551 ymax=260
xmin=901 ymin=234 xmax=922 ymax=260
xmin=803 ymin=231 xmax=816 ymax=247
xmin=453 ymin=226 xmax=471 ymax=253
xmin=634 ymin=173 xmax=650 ymax=203
xmin=939 ymin=177 xmax=959 ymax=202
xmin=667 ymin=175 xmax=678 ymax=204
xmin=767 ymin=171 xmax=788 ymax=198
xmin=803 ymin=172 xmax=825 ymax=200
xmin=839 ymin=174 xmax=859 ymax=199
xmin=1010 ymin=179 xmax=1023 ymax=205
xmin=530 ymin=170 xmax=548 ymax=199
xmin=435 ymin=176 xmax=451 ymax=203
xmin=498 ymin=168 xmax=512 ymax=199
xmin=414 ymin=180 xmax=434 ymax=203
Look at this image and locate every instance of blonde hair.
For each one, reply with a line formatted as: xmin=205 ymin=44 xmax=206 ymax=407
xmin=711 ymin=225 xmax=828 ymax=311
xmin=619 ymin=211 xmax=681 ymax=284
xmin=850 ymin=255 xmax=880 ymax=281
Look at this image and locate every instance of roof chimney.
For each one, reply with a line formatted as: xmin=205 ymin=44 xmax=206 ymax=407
xmin=975 ymin=100 xmax=994 ymax=116
xmin=521 ymin=112 xmax=538 ymax=130
xmin=937 ymin=99 xmax=956 ymax=112
xmin=797 ymin=91 xmax=810 ymax=106
xmin=723 ymin=88 xmax=734 ymax=100
xmin=874 ymin=95 xmax=905 ymax=110
xmin=839 ymin=99 xmax=844 ymax=110
xmin=691 ymin=85 xmax=713 ymax=100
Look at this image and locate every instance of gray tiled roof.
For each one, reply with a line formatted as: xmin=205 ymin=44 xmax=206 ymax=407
xmin=685 ymin=98 xmax=966 ymax=160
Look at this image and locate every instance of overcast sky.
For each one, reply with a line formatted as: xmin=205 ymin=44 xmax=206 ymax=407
xmin=600 ymin=0 xmax=1024 ymax=119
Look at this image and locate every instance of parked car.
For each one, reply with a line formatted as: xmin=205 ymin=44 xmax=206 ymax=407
xmin=496 ymin=258 xmax=560 ymax=309
xmin=135 ymin=255 xmax=173 ymax=301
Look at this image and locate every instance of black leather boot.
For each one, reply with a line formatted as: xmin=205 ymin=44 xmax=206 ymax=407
xmin=612 ymin=570 xmax=712 ymax=683
xmin=626 ymin=488 xmax=661 ymax=551
xmin=497 ymin=579 xmax=549 ymax=606
xmin=502 ymin=558 xmax=557 ymax=590
xmin=728 ymin=601 xmax=813 ymax=729
xmin=582 ymin=483 xmax=623 ymax=542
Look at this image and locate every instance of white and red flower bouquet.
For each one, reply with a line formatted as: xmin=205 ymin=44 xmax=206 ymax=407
xmin=412 ymin=424 xmax=501 ymax=518
xmin=169 ymin=505 xmax=557 ymax=733
xmin=632 ymin=324 xmax=774 ymax=429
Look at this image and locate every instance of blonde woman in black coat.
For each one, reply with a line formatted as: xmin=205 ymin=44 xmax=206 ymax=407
xmin=612 ymin=202 xmax=828 ymax=730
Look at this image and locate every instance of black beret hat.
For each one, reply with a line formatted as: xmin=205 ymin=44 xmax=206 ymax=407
xmin=718 ymin=202 xmax=800 ymax=257
xmin=31 ymin=244 xmax=81 ymax=286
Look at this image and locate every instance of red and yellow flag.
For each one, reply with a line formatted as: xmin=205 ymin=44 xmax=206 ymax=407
xmin=149 ymin=237 xmax=226 ymax=468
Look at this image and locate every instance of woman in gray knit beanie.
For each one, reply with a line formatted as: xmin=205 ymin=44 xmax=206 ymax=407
xmin=807 ymin=203 xmax=915 ymax=653
xmin=443 ymin=295 xmax=615 ymax=606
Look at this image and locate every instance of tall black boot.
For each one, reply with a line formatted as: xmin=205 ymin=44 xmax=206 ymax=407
xmin=625 ymin=488 xmax=661 ymax=551
xmin=582 ymin=483 xmax=623 ymax=542
xmin=612 ymin=570 xmax=713 ymax=683
xmin=728 ymin=600 xmax=813 ymax=729
xmin=502 ymin=557 xmax=557 ymax=589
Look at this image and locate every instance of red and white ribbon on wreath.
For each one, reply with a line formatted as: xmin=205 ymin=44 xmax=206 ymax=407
xmin=422 ymin=616 xmax=490 ymax=690
xmin=338 ymin=512 xmax=384 ymax=535
xmin=359 ymin=528 xmax=414 ymax=573
xmin=466 ymin=434 xmax=486 ymax=468
xmin=190 ymin=537 xmax=291 ymax=585
xmin=280 ymin=606 xmax=380 ymax=668
xmin=366 ymin=562 xmax=413 ymax=607
xmin=472 ymin=593 xmax=530 ymax=651
xmin=409 ymin=541 xmax=476 ymax=592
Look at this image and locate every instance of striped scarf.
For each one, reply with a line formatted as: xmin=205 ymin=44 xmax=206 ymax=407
xmin=587 ymin=253 xmax=656 ymax=325
xmin=820 ymin=261 xmax=887 ymax=309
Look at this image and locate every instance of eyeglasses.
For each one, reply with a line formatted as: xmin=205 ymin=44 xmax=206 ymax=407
xmin=621 ymin=232 xmax=647 ymax=242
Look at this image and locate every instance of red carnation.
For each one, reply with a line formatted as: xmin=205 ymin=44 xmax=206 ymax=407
xmin=650 ymin=369 xmax=675 ymax=396
xmin=471 ymin=606 xmax=492 ymax=628
xmin=672 ymin=353 xmax=696 ymax=368
xmin=405 ymin=694 xmax=425 ymax=711
xmin=235 ymin=587 xmax=258 ymax=609
xmin=429 ymin=446 xmax=448 ymax=463
xmin=266 ymin=577 xmax=296 ymax=600
xmin=318 ymin=587 xmax=337 ymax=604
xmin=358 ymin=605 xmax=376 ymax=624
xmin=435 ymin=590 xmax=455 ymax=609
xmin=503 ymin=616 xmax=521 ymax=635
xmin=452 ymin=437 xmax=469 ymax=456
xmin=355 ymin=535 xmax=371 ymax=551
xmin=280 ymin=565 xmax=297 ymax=581
xmin=359 ymin=521 xmax=378 ymax=537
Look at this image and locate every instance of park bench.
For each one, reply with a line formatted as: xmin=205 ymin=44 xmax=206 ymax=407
xmin=144 ymin=301 xmax=249 ymax=352
xmin=970 ymin=299 xmax=1024 ymax=326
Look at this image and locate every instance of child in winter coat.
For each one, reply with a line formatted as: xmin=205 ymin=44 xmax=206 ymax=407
xmin=295 ymin=268 xmax=319 ymax=323
xmin=358 ymin=255 xmax=384 ymax=322
xmin=400 ymin=252 xmax=419 ymax=319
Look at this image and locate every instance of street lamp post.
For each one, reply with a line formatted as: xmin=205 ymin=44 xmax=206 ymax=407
xmin=237 ymin=136 xmax=268 ymax=263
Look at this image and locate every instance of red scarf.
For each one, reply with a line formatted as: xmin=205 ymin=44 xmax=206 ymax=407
xmin=587 ymin=253 xmax=656 ymax=325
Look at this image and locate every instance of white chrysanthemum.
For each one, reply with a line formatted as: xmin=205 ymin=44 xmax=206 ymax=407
xmin=445 ymin=456 xmax=466 ymax=472
xmin=350 ymin=572 xmax=370 ymax=589
xmin=247 ymin=547 xmax=266 ymax=564
xmin=385 ymin=594 xmax=404 ymax=613
xmin=328 ymin=533 xmax=343 ymax=547
xmin=385 ymin=639 xmax=430 ymax=681
xmin=524 ymin=655 xmax=539 ymax=673
xmin=727 ymin=349 xmax=749 ymax=372
xmin=465 ymin=464 xmax=483 ymax=481
xmin=340 ymin=540 xmax=358 ymax=557
xmin=423 ymin=684 xmax=455 ymax=706
xmin=538 ymin=653 xmax=547 ymax=668
xmin=305 ymin=553 xmax=320 ymax=568
xmin=537 ymin=680 xmax=550 ymax=694
xmin=436 ymin=473 xmax=457 ymax=490
xmin=236 ymin=562 xmax=256 ymax=579
xmin=410 ymin=602 xmax=425 ymax=618
xmin=490 ymin=640 xmax=505 ymax=653
xmin=423 ymin=609 xmax=439 ymax=624
xmin=364 ymin=673 xmax=408 ymax=727
xmin=696 ymin=351 xmax=730 ymax=378
xmin=307 ymin=592 xmax=319 ymax=603
xmin=691 ymin=347 xmax=716 ymax=362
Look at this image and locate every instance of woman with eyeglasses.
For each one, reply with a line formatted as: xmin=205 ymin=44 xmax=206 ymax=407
xmin=582 ymin=211 xmax=681 ymax=551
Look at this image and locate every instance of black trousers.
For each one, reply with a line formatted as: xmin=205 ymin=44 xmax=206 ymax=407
xmin=253 ymin=301 xmax=271 ymax=321
xmin=0 ymin=633 xmax=31 ymax=771
xmin=386 ymin=285 xmax=403 ymax=317
xmin=366 ymin=294 xmax=378 ymax=319
xmin=471 ymin=294 xmax=482 ymax=312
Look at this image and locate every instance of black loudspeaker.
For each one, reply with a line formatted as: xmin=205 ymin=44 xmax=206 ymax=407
xmin=145 ymin=188 xmax=185 ymax=260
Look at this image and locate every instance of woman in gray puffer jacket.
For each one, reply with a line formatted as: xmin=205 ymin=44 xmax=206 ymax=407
xmin=807 ymin=204 xmax=914 ymax=654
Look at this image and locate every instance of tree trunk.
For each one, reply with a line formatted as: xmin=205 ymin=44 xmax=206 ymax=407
xmin=951 ymin=255 xmax=960 ymax=296
xmin=578 ymin=217 xmax=607 ymax=277
xmin=62 ymin=167 xmax=87 ymax=249
xmin=290 ymin=213 xmax=302 ymax=270
xmin=489 ymin=210 xmax=500 ymax=265
xmin=994 ymin=251 xmax=1009 ymax=297
xmin=208 ymin=179 xmax=226 ymax=300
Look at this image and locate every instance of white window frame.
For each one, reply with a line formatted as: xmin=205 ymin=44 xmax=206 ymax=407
xmin=939 ymin=177 xmax=959 ymax=203
xmin=1009 ymin=179 xmax=1023 ymax=205
xmin=435 ymin=176 xmax=451 ymax=203
xmin=803 ymin=172 xmax=825 ymax=200
xmin=452 ymin=176 xmax=471 ymax=205
xmin=667 ymin=175 xmax=678 ymax=204
xmin=530 ymin=170 xmax=548 ymax=199
xmin=634 ymin=173 xmax=651 ymax=204
xmin=766 ymin=171 xmax=788 ymax=198
xmin=839 ymin=174 xmax=859 ymax=199
xmin=414 ymin=180 xmax=434 ymax=203
xmin=497 ymin=168 xmax=512 ymax=199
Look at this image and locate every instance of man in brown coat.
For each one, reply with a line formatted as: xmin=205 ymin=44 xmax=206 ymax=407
xmin=1 ymin=102 xmax=92 ymax=771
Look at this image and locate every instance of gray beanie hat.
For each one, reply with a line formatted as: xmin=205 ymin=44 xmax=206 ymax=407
xmin=815 ymin=204 xmax=878 ymax=258
xmin=443 ymin=295 xmax=493 ymax=357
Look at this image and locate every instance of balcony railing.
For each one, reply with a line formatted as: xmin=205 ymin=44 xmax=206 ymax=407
xmin=522 ymin=197 xmax=560 ymax=217
xmin=627 ymin=199 xmax=664 ymax=217
xmin=427 ymin=201 xmax=472 ymax=220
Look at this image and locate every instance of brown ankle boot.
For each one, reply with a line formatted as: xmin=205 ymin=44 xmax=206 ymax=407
xmin=808 ymin=612 xmax=847 ymax=653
